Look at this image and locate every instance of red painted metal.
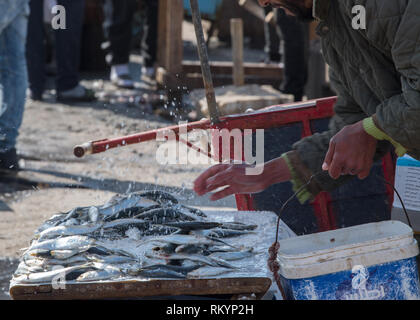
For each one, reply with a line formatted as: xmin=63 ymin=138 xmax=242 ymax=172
xmin=89 ymin=121 xmax=212 ymax=155
xmin=300 ymin=108 xmax=336 ymax=232
xmin=76 ymin=97 xmax=337 ymax=214
xmin=77 ymin=97 xmax=337 ymax=157
xmin=213 ymin=97 xmax=337 ymax=212
xmin=74 ymin=95 xmax=398 ymax=232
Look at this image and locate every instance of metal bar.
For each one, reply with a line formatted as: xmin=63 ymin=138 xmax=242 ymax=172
xmin=176 ymin=134 xmax=214 ymax=159
xmin=73 ymin=120 xmax=213 ymax=158
xmin=73 ymin=97 xmax=337 ymax=158
xmin=189 ymin=0 xmax=220 ymax=124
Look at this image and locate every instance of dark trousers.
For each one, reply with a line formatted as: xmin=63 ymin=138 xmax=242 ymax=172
xmin=103 ymin=0 xmax=158 ymax=67
xmin=26 ymin=0 xmax=85 ymax=93
xmin=141 ymin=0 xmax=158 ymax=68
xmin=264 ymin=8 xmax=308 ymax=101
xmin=264 ymin=7 xmax=281 ymax=62
xmin=102 ymin=0 xmax=137 ymax=66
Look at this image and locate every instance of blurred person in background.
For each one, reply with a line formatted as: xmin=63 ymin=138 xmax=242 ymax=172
xmin=0 ymin=0 xmax=29 ymax=172
xmin=26 ymin=0 xmax=96 ymax=102
xmin=102 ymin=0 xmax=158 ymax=89
xmin=264 ymin=7 xmax=308 ymax=102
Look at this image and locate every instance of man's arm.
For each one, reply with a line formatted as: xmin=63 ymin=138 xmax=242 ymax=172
xmin=194 ymin=158 xmax=291 ymax=201
xmin=289 ymin=69 xmax=392 ymax=198
xmin=193 ymin=71 xmax=392 ymax=202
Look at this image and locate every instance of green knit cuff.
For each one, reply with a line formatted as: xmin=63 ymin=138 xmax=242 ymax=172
xmin=281 ymin=153 xmax=313 ymax=205
xmin=363 ymin=117 xmax=387 ymax=140
xmin=362 ymin=117 xmax=407 ymax=157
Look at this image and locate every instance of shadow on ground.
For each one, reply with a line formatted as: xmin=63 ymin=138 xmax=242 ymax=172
xmin=21 ymin=167 xmax=235 ymax=208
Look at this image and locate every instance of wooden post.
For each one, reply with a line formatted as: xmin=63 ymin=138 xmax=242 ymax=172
xmin=230 ymin=19 xmax=245 ymax=86
xmin=157 ymin=0 xmax=183 ymax=76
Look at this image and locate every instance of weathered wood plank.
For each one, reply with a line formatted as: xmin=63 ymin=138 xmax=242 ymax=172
xmin=157 ymin=0 xmax=184 ymax=75
xmin=230 ymin=19 xmax=245 ymax=86
xmin=10 ymin=277 xmax=272 ymax=300
xmin=182 ymin=61 xmax=283 ymax=78
xmin=156 ymin=68 xmax=282 ymax=90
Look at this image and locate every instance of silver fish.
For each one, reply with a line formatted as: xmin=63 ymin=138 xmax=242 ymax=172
xmin=161 ymin=221 xmax=220 ymax=231
xmin=174 ymin=244 xmax=208 ymax=254
xmin=141 ymin=234 xmax=216 ymax=247
xmin=36 ymin=224 xmax=103 ymax=241
xmin=36 ymin=213 xmax=67 ymax=233
xmin=206 ymin=245 xmax=241 ymax=253
xmin=88 ymin=206 xmax=100 ymax=223
xmin=26 ymin=255 xmax=91 ymax=267
xmin=54 ymin=207 xmax=90 ymax=226
xmin=150 ymin=253 xmax=236 ymax=269
xmin=87 ymin=254 xmax=137 ymax=265
xmin=62 ymin=218 xmax=80 ymax=226
xmin=50 ymin=249 xmax=90 ymax=259
xmin=29 ymin=235 xmax=95 ymax=252
xmin=194 ymin=228 xmax=255 ymax=239
xmin=141 ymin=263 xmax=201 ymax=274
xmin=132 ymin=266 xmax=186 ymax=279
xmin=135 ymin=190 xmax=179 ymax=205
xmin=14 ymin=261 xmax=45 ymax=276
xmin=102 ymin=218 xmax=149 ymax=233
xmin=99 ymin=193 xmax=155 ymax=218
xmin=13 ymin=264 xmax=93 ymax=284
xmin=209 ymin=250 xmax=255 ymax=261
xmin=26 ymin=248 xmax=91 ymax=260
xmin=141 ymin=225 xmax=181 ymax=237
xmin=91 ymin=244 xmax=137 ymax=259
xmin=220 ymin=222 xmax=258 ymax=231
xmin=76 ymin=264 xmax=123 ymax=282
xmin=187 ymin=266 xmax=233 ymax=279
xmin=134 ymin=208 xmax=197 ymax=223
xmin=173 ymin=204 xmax=207 ymax=218
xmin=103 ymin=204 xmax=162 ymax=221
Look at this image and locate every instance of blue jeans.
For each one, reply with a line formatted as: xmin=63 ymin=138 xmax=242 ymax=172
xmin=0 ymin=6 xmax=28 ymax=152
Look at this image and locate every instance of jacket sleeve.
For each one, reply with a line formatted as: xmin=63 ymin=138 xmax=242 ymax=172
xmin=373 ymin=0 xmax=420 ymax=152
xmin=288 ymin=69 xmax=392 ymax=201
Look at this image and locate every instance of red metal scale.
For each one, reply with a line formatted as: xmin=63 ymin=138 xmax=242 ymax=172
xmin=74 ymin=96 xmax=395 ymax=233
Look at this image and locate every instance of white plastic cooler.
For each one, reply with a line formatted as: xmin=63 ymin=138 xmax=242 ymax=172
xmin=276 ymin=221 xmax=420 ymax=300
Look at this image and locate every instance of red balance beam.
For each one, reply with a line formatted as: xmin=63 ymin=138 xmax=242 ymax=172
xmin=73 ymin=97 xmax=337 ymax=158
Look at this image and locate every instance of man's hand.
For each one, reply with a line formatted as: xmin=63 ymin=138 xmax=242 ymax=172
xmin=322 ymin=120 xmax=377 ymax=180
xmin=194 ymin=158 xmax=291 ymax=201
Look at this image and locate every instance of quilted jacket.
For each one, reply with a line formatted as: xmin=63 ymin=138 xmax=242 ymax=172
xmin=289 ymin=0 xmax=420 ymax=197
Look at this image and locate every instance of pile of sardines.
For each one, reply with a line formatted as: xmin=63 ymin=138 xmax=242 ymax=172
xmin=12 ymin=191 xmax=258 ymax=284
